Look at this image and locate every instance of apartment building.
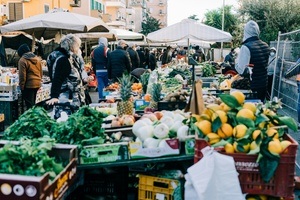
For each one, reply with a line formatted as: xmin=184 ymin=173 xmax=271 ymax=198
xmin=0 ymin=0 xmax=167 ymax=32
xmin=146 ymin=0 xmax=167 ymax=28
xmin=0 ymin=0 xmax=76 ymax=25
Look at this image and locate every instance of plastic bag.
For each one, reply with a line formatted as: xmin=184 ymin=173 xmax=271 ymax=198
xmin=185 ymin=146 xmax=245 ymax=200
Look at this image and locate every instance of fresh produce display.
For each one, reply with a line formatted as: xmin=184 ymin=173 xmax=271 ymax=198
xmin=3 ymin=106 xmax=108 ymax=149
xmin=132 ymin=110 xmax=191 ymax=148
xmin=105 ymin=82 xmax=120 ymax=91
xmin=231 ymin=75 xmax=251 ymax=90
xmin=131 ymin=82 xmax=142 ymax=93
xmin=149 ymin=83 xmax=162 ymax=109
xmin=163 ymin=90 xmax=189 ymax=102
xmin=3 ymin=106 xmax=56 ymax=140
xmin=191 ymin=90 xmax=297 ymax=182
xmin=0 ymin=136 xmax=64 ymax=180
xmin=200 ymin=62 xmax=217 ymax=77
xmin=117 ymin=74 xmax=134 ymax=116
xmin=140 ymin=72 xmax=150 ymax=94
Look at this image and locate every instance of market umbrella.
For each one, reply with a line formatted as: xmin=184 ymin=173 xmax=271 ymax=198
xmin=147 ymin=19 xmax=232 ymax=44
xmin=0 ymin=9 xmax=110 ymax=40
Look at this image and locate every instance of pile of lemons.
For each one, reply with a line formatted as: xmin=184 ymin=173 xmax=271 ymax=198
xmin=192 ymin=90 xmax=295 ymax=155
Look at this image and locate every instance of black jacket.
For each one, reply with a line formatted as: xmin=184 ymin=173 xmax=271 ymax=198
xmin=149 ymin=52 xmax=157 ymax=71
xmin=244 ymin=36 xmax=270 ymax=89
xmin=107 ymin=46 xmax=132 ymax=80
xmin=127 ymin=47 xmax=140 ymax=70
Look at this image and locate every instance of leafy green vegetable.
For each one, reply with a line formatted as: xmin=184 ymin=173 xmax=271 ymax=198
xmin=3 ymin=106 xmax=57 ymax=140
xmin=0 ymin=137 xmax=64 ymax=180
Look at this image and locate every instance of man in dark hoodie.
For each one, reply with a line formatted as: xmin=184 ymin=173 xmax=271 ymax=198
xmin=17 ymin=43 xmax=43 ymax=110
xmin=235 ymin=20 xmax=270 ymax=102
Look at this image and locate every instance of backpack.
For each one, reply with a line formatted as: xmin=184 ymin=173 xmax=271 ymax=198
xmin=46 ymin=50 xmax=65 ymax=81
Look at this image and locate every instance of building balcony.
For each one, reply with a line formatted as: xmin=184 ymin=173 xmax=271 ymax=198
xmin=106 ymin=0 xmax=126 ymax=8
xmin=126 ymin=7 xmax=135 ymax=15
xmin=159 ymin=12 xmax=165 ymax=16
xmin=107 ymin=18 xmax=126 ymax=27
xmin=158 ymin=2 xmax=164 ymax=6
xmin=126 ymin=23 xmax=135 ymax=30
xmin=101 ymin=13 xmax=112 ymax=23
xmin=130 ymin=1 xmax=142 ymax=7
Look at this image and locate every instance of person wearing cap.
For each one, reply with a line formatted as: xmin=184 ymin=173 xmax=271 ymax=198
xmin=17 ymin=43 xmax=43 ymax=110
xmin=107 ymin=40 xmax=132 ymax=81
xmin=266 ymin=47 xmax=277 ymax=100
xmin=126 ymin=43 xmax=140 ymax=70
xmin=224 ymin=48 xmax=236 ymax=68
xmin=235 ymin=20 xmax=270 ymax=102
xmin=91 ymin=37 xmax=110 ymax=99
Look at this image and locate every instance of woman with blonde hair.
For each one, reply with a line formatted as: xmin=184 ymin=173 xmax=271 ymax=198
xmin=46 ymin=34 xmax=85 ymax=108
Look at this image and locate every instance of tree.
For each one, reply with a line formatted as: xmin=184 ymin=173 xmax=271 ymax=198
xmin=237 ymin=0 xmax=300 ymax=44
xmin=140 ymin=13 xmax=161 ymax=36
xmin=188 ymin=15 xmax=199 ymax=21
xmin=204 ymin=5 xmax=240 ymax=47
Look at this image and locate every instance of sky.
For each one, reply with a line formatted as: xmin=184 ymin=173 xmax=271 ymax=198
xmin=167 ymin=0 xmax=239 ymax=26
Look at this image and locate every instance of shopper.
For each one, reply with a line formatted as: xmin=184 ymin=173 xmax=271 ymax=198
xmin=161 ymin=46 xmax=173 ymax=65
xmin=193 ymin=46 xmax=206 ymax=63
xmin=149 ymin=48 xmax=158 ymax=71
xmin=107 ymin=40 xmax=132 ymax=82
xmin=235 ymin=20 xmax=270 ymax=102
xmin=46 ymin=34 xmax=85 ymax=107
xmin=91 ymin=37 xmax=110 ymax=99
xmin=136 ymin=46 xmax=146 ymax=68
xmin=266 ymin=47 xmax=277 ymax=100
xmin=127 ymin=43 xmax=140 ymax=70
xmin=285 ymin=57 xmax=300 ymax=124
xmin=224 ymin=48 xmax=236 ymax=68
xmin=17 ymin=43 xmax=43 ymax=110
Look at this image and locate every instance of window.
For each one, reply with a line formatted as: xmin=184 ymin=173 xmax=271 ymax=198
xmin=8 ymin=3 xmax=23 ymax=21
xmin=91 ymin=0 xmax=101 ymax=10
xmin=44 ymin=5 xmax=49 ymax=13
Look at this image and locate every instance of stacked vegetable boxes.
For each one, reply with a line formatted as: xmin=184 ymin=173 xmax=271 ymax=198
xmin=0 ymin=141 xmax=78 ymax=200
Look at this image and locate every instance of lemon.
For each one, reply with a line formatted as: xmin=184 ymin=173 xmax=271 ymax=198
xmin=252 ymin=129 xmax=261 ymax=140
xmin=206 ymin=133 xmax=221 ymax=145
xmin=237 ymin=108 xmax=255 ymax=120
xmin=233 ymin=141 xmax=250 ymax=153
xmin=233 ymin=124 xmax=248 ymax=138
xmin=250 ymin=141 xmax=259 ymax=150
xmin=243 ymin=102 xmax=257 ymax=114
xmin=268 ymin=139 xmax=283 ymax=154
xmin=280 ymin=140 xmax=292 ymax=153
xmin=211 ymin=110 xmax=228 ymax=123
xmin=195 ymin=120 xmax=212 ymax=135
xmin=220 ymin=102 xmax=231 ymax=112
xmin=224 ymin=143 xmax=235 ymax=153
xmin=217 ymin=123 xmax=233 ymax=138
xmin=230 ymin=90 xmax=245 ymax=105
xmin=266 ymin=128 xmax=279 ymax=139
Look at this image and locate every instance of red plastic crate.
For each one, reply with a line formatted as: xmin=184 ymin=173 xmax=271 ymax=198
xmin=194 ymin=134 xmax=298 ymax=200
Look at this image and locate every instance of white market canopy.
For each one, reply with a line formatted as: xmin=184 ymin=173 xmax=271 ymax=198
xmin=0 ymin=9 xmax=110 ymax=40
xmin=147 ymin=19 xmax=232 ymax=44
xmin=75 ymin=28 xmax=146 ymax=41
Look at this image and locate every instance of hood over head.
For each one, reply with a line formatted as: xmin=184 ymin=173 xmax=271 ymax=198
xmin=243 ymin=20 xmax=260 ymax=42
xmin=17 ymin=44 xmax=31 ymax=57
xmin=98 ymin=37 xmax=108 ymax=46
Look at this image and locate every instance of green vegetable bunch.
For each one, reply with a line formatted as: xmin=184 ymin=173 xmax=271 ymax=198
xmin=0 ymin=136 xmax=64 ymax=180
xmin=201 ymin=63 xmax=217 ymax=77
xmin=3 ymin=106 xmax=57 ymax=140
xmin=51 ymin=106 xmax=107 ymax=148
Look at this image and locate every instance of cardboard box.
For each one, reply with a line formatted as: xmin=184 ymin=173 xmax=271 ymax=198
xmin=129 ymin=139 xmax=180 ymax=159
xmin=0 ymin=141 xmax=78 ymax=200
xmin=80 ymin=142 xmax=130 ymax=164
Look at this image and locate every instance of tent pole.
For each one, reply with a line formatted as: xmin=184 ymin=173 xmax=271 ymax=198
xmin=31 ymin=33 xmax=35 ymax=52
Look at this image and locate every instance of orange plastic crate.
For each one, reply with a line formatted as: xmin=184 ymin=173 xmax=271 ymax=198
xmin=138 ymin=174 xmax=181 ymax=200
xmin=194 ymin=134 xmax=298 ymax=200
